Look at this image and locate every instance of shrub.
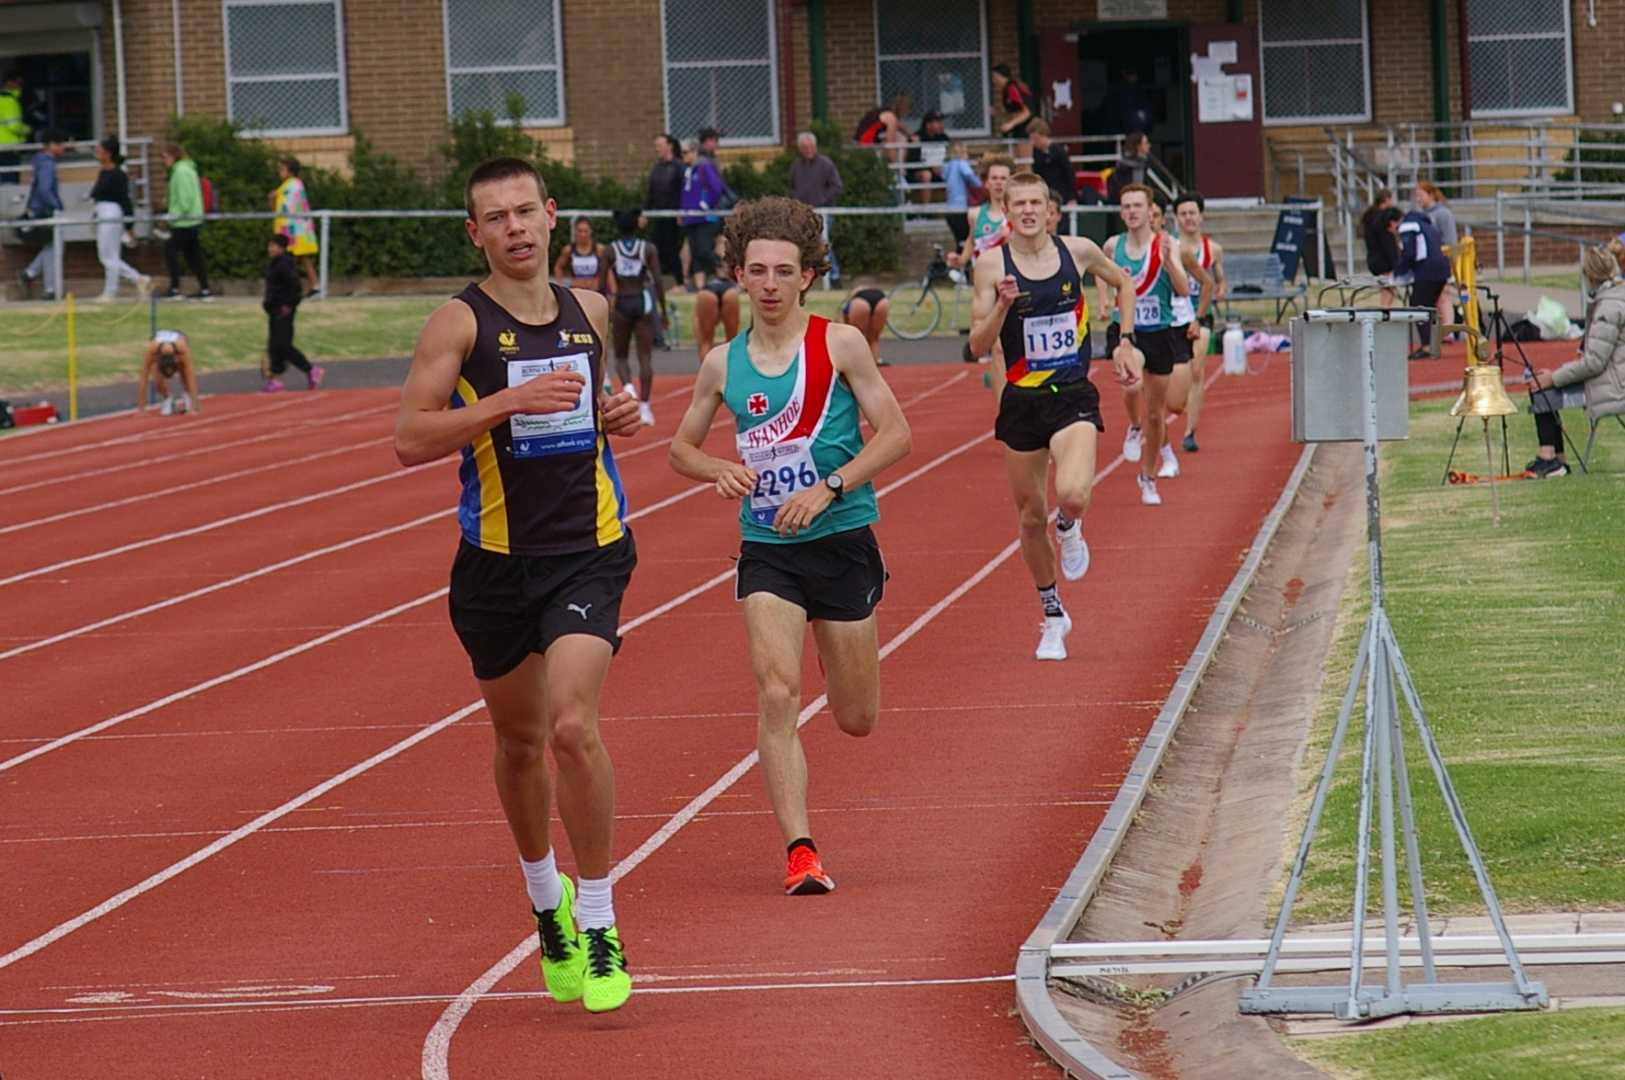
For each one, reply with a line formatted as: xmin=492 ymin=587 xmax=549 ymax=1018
xmin=1554 ymin=129 xmax=1625 ymax=186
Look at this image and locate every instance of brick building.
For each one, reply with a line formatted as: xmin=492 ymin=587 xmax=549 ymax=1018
xmin=1 ymin=0 xmax=1617 ymax=198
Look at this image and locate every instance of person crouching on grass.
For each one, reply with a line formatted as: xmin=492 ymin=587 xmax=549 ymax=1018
xmin=262 ymin=233 xmax=324 ymax=392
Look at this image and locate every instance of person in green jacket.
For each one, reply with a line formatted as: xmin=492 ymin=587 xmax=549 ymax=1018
xmin=163 ymin=142 xmax=212 ymax=299
xmin=0 ymin=70 xmax=30 ymax=186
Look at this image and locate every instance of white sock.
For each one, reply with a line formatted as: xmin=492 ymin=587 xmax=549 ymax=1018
xmin=520 ymin=850 xmax=562 ymax=913
xmin=575 ymin=876 xmax=615 ymax=931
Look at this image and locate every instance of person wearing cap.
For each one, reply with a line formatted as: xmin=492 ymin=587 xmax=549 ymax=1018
xmin=912 ymin=109 xmax=951 ymax=188
xmin=138 ymin=330 xmax=202 ymax=415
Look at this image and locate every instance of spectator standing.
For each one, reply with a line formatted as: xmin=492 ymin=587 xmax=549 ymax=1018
xmin=268 ymin=157 xmax=319 ymax=296
xmin=940 ymin=142 xmax=982 ymax=250
xmin=90 ymin=136 xmax=150 ymax=302
xmin=788 ymin=131 xmax=844 ymax=283
xmin=1415 ymin=180 xmax=1460 ymax=338
xmin=162 ymin=143 xmax=212 ymax=300
xmin=990 ymin=63 xmax=1036 ymax=139
xmin=1106 ymin=66 xmax=1155 ymax=137
xmin=1361 ymin=190 xmax=1399 ymax=307
xmin=1392 ymin=206 xmax=1450 ymax=359
xmin=646 ymin=133 xmax=685 ymax=286
xmin=16 ymin=129 xmax=65 ymax=300
xmin=1028 ymin=119 xmax=1076 ymax=229
xmin=0 ymin=70 xmax=28 ymax=185
xmin=679 ymin=138 xmax=726 ymax=289
xmin=262 ymin=233 xmax=322 ymax=391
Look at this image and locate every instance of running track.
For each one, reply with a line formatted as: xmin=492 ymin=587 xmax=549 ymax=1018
xmin=0 ymin=356 xmax=1300 ymax=1078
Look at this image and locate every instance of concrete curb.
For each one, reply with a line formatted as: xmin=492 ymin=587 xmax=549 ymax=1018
xmin=1014 ymin=441 xmax=1322 ymax=1080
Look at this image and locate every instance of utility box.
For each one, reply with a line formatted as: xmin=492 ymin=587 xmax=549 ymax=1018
xmin=1290 ymin=310 xmax=1417 ymax=442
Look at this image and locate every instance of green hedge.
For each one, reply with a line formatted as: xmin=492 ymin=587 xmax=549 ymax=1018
xmin=1554 ymin=128 xmax=1625 ymax=186
xmin=171 ymin=108 xmax=901 ymax=283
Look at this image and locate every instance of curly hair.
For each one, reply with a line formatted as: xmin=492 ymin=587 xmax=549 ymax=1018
xmin=723 ymin=196 xmax=831 ymax=297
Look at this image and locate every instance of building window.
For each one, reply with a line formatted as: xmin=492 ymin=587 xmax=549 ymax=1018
xmin=1259 ymin=1 xmax=1370 ymax=125
xmin=223 ymin=0 xmax=348 ymax=136
xmin=874 ymin=0 xmax=988 ymax=136
xmin=661 ymin=0 xmax=779 ymax=145
xmin=443 ymin=0 xmax=564 ymax=126
xmin=1466 ymin=0 xmax=1572 ymax=117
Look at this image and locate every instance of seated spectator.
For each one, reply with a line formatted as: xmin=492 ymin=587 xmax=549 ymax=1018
xmin=138 ymin=329 xmax=201 ymax=415
xmin=841 ymin=287 xmax=890 ymax=367
xmin=854 ymin=96 xmax=916 ymax=164
xmin=1524 ymin=242 xmax=1625 ymax=478
xmin=693 ymin=275 xmax=741 ymax=354
xmin=912 ymin=109 xmax=951 ymax=186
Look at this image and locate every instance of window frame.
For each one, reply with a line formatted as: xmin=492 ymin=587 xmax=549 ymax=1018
xmin=871 ymin=0 xmax=990 ymax=138
xmin=658 ymin=0 xmax=781 ymax=147
xmin=1258 ymin=0 xmax=1372 ymax=127
xmin=222 ymin=0 xmax=350 ymax=138
xmin=1465 ymin=1 xmax=1574 ymax=119
xmin=441 ymin=0 xmax=566 ymax=127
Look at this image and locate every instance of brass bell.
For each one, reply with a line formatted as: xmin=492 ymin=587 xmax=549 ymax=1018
xmin=1450 ymin=363 xmax=1518 ymax=418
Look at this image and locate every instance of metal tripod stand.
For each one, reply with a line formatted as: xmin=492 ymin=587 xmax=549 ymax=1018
xmin=1241 ymin=308 xmax=1548 ymax=1020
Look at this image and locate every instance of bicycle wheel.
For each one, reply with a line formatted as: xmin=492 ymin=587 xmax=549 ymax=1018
xmin=885 ymin=282 xmax=942 ymax=340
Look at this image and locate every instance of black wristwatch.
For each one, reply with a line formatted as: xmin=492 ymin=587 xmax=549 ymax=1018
xmin=824 ymin=473 xmax=845 ymax=500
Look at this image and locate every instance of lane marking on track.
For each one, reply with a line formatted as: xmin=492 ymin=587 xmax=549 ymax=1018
xmin=0 ymin=436 xmax=393 ymax=536
xmin=0 ymin=459 xmax=449 ymax=589
xmin=0 ymin=974 xmax=1015 ymax=1026
xmin=0 ymin=402 xmax=398 ymax=498
xmin=0 ymin=371 xmax=986 ymax=973
xmin=0 ymin=394 xmax=321 ymax=468
xmin=0 ymin=404 xmax=139 ymax=441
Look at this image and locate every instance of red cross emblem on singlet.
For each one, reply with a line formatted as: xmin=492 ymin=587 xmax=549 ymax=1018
xmin=747 ymin=392 xmax=769 ymax=416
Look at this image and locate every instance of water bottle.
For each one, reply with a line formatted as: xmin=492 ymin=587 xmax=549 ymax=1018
xmin=1222 ymin=322 xmax=1247 ymax=376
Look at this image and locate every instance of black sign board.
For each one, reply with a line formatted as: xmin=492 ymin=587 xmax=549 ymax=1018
xmin=1271 ymin=196 xmax=1335 ymax=281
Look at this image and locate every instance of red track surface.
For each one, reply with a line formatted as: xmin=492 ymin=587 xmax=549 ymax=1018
xmin=1 ymin=356 xmax=1300 ymax=1079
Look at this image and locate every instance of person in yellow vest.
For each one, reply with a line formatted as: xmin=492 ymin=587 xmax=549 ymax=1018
xmin=267 ymin=156 xmax=319 ymax=296
xmin=0 ymin=70 xmax=29 ymax=186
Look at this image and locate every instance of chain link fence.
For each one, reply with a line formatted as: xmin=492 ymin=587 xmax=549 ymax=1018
xmin=1465 ymin=0 xmax=1572 ymax=115
xmin=1258 ymin=0 xmax=1368 ymax=123
xmin=661 ymin=0 xmax=778 ymax=144
xmin=223 ymin=0 xmax=347 ymax=135
xmin=445 ymin=0 xmax=563 ymax=124
xmin=875 ymin=0 xmax=988 ymax=136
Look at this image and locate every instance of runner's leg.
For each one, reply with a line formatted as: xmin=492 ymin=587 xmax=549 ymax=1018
xmin=745 ymin=592 xmax=815 ymax=843
xmin=694 ymin=290 xmax=718 ymax=353
xmin=868 ymin=298 xmax=890 ymax=362
xmin=1005 ymin=446 xmax=1057 ymax=589
xmin=480 ymin=653 xmax=558 ymax=861
xmin=610 ymin=310 xmax=634 ymax=389
xmin=1049 ymin=421 xmax=1099 ymax=523
xmin=635 ymin=313 xmax=656 ymax=402
xmin=1141 ymin=371 xmax=1170 ymax=477
xmin=811 ymin=616 xmax=880 ymax=738
xmin=540 ymin=634 xmax=617 ymax=877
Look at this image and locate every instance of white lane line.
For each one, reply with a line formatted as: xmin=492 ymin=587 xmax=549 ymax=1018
xmin=0 ymin=404 xmax=139 ymax=441
xmin=422 ymin=429 xmax=1020 ymax=1080
xmin=0 ymin=436 xmax=393 ymax=536
xmin=0 ymin=402 xmax=398 ymax=498
xmin=0 ymin=590 xmax=451 ymax=776
xmin=0 ymin=394 xmax=322 ymax=468
xmin=0 ymin=700 xmax=487 ymax=972
xmin=0 ymin=459 xmax=446 ymax=589
xmin=0 ymin=974 xmax=1015 ymax=1026
xmin=0 ymin=507 xmax=451 ymax=663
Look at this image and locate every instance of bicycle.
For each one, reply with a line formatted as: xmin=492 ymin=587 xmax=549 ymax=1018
xmin=886 ymin=244 xmax=964 ymax=340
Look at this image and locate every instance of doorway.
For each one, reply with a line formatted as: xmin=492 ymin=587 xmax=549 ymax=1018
xmin=1074 ymin=24 xmax=1192 ymax=187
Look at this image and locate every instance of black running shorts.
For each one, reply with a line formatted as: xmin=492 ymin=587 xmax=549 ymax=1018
xmin=995 ymin=378 xmax=1105 ymax=452
xmin=1107 ymin=324 xmax=1185 ymax=376
xmin=736 ymin=525 xmax=887 ymax=622
xmin=449 ymin=532 xmax=637 ymax=680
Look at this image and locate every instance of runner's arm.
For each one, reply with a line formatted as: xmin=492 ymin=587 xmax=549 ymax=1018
xmin=552 ymin=246 xmax=570 ymax=283
xmin=968 ymin=254 xmax=1016 ymax=359
xmin=1095 ymin=235 xmax=1118 ymax=327
xmin=574 ymin=289 xmax=640 ymax=437
xmin=177 ymin=340 xmax=202 ymax=407
xmin=826 ymin=323 xmax=911 ymax=492
xmin=136 ymin=345 xmax=156 ymax=410
xmin=1074 ymin=239 xmax=1141 ymax=389
xmin=1163 ymin=234 xmax=1191 ymax=296
xmin=394 ymin=300 xmax=587 ymax=466
xmin=668 ymin=345 xmax=756 ymax=498
xmin=1210 ymin=239 xmax=1228 ymax=301
xmin=646 ymin=242 xmax=667 ymax=314
xmin=1183 ymin=247 xmax=1215 ymax=321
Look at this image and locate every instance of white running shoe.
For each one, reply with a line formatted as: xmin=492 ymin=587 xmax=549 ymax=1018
xmin=1157 ymin=444 xmax=1180 ymax=479
xmin=622 ymin=382 xmax=640 ymax=401
xmin=175 ymin=393 xmax=191 ymax=415
xmin=638 ymin=402 xmax=655 ymax=426
xmin=159 ymin=396 xmax=175 ymax=417
xmin=1057 ymin=521 xmax=1090 ymax=581
xmin=1035 ymin=613 xmax=1072 ymax=661
xmin=1138 ymin=474 xmax=1163 ymax=506
xmin=1122 ymin=425 xmax=1143 ymax=463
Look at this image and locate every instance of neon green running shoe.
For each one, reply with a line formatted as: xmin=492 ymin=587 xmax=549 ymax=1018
xmin=533 ymin=874 xmax=585 ymax=1003
xmin=581 ymin=925 xmax=631 ymax=1013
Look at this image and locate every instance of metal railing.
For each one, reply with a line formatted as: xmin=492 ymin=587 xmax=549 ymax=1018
xmin=7 ymin=198 xmax=1322 ymax=301
xmin=1 ymin=137 xmax=156 ymax=237
xmin=859 ymin=133 xmax=1183 ymax=206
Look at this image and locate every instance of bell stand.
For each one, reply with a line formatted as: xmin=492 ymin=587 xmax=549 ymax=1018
xmin=1239 ymin=308 xmax=1548 ymax=1021
xmin=1437 ymin=322 xmax=1513 ymax=489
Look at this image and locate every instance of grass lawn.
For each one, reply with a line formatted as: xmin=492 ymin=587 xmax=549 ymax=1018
xmin=1289 ymin=398 xmax=1625 ymax=923
xmin=1293 ymin=1006 xmax=1625 ymax=1080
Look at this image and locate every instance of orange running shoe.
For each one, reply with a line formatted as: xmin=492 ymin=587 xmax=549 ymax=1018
xmin=784 ymin=845 xmax=835 ymax=896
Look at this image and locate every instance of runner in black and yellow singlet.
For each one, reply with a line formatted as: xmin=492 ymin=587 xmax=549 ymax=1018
xmin=969 ymin=171 xmax=1140 ymax=662
xmin=396 ymin=157 xmax=643 ymax=1016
